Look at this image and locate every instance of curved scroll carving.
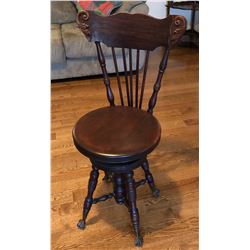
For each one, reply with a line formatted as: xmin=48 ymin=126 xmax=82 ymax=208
xmin=77 ymin=10 xmax=90 ymax=38
xmin=169 ymin=15 xmax=186 ymax=47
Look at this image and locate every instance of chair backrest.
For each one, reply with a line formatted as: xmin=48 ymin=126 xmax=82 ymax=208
xmin=77 ymin=10 xmax=186 ymax=113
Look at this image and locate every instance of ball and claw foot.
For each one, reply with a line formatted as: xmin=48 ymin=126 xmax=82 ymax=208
xmin=135 ymin=234 xmax=143 ymax=247
xmin=152 ymin=187 xmax=160 ymax=198
xmin=102 ymin=173 xmax=113 ymax=183
xmin=77 ymin=219 xmax=86 ymax=230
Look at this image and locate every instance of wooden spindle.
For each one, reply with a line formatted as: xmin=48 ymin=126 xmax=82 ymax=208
xmin=125 ymin=172 xmax=143 ymax=245
xmin=95 ymin=42 xmax=115 ymax=106
xmin=135 ymin=49 xmax=140 ymax=108
xmin=112 ymin=47 xmax=124 ymax=106
xmin=129 ymin=49 xmax=133 ymax=107
xmin=139 ymin=51 xmax=150 ymax=109
xmin=122 ymin=48 xmax=130 ymax=106
xmin=147 ymin=49 xmax=170 ymax=114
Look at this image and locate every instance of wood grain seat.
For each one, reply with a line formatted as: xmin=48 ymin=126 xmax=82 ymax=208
xmin=73 ymin=106 xmax=161 ymax=163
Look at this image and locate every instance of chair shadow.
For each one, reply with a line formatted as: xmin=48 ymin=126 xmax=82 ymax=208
xmin=87 ymin=170 xmax=182 ymax=236
xmin=86 ymin=135 xmax=198 ymax=236
xmin=152 ymin=135 xmax=199 ymax=173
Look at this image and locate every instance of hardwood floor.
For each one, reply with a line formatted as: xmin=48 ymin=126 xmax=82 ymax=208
xmin=51 ymin=47 xmax=199 ymax=249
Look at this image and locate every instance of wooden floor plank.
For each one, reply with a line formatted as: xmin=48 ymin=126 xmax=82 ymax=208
xmin=51 ymin=47 xmax=199 ymax=249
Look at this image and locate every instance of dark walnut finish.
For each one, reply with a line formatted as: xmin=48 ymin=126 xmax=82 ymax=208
xmin=73 ymin=106 xmax=161 ymax=163
xmin=74 ymin=10 xmax=186 ymax=247
xmin=77 ymin=10 xmax=186 ymax=50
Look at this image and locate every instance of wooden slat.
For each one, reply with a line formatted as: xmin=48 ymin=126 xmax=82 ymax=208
xmin=122 ymin=48 xmax=130 ymax=106
xmin=135 ymin=49 xmax=140 ymax=108
xmin=129 ymin=49 xmax=133 ymax=107
xmin=111 ymin=47 xmax=124 ymax=106
xmin=139 ymin=51 xmax=150 ymax=109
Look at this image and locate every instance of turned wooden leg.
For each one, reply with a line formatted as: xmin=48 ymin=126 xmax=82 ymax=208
xmin=142 ymin=160 xmax=160 ymax=198
xmin=77 ymin=165 xmax=99 ymax=230
xmin=113 ymin=174 xmax=126 ymax=204
xmin=125 ymin=172 xmax=143 ymax=247
xmin=102 ymin=171 xmax=113 ymax=183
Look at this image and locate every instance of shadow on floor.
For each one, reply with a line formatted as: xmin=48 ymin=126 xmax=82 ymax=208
xmin=86 ymin=171 xmax=182 ymax=236
xmin=80 ymin=135 xmax=198 ymax=237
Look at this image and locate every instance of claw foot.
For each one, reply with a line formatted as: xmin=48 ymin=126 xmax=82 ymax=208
xmin=77 ymin=219 xmax=86 ymax=230
xmin=135 ymin=234 xmax=143 ymax=247
xmin=152 ymin=187 xmax=160 ymax=198
xmin=102 ymin=173 xmax=113 ymax=183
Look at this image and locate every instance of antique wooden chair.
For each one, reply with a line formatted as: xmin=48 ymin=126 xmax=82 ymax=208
xmin=73 ymin=10 xmax=186 ymax=247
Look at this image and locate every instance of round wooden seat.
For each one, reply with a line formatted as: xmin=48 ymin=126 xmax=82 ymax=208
xmin=72 ymin=106 xmax=161 ymax=163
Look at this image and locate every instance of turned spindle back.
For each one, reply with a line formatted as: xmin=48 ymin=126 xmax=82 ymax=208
xmin=77 ymin=10 xmax=186 ymax=113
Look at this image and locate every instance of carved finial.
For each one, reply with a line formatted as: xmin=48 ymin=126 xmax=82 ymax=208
xmin=77 ymin=10 xmax=90 ymax=37
xmin=169 ymin=16 xmax=186 ymax=47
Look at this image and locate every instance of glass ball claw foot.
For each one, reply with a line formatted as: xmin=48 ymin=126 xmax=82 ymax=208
xmin=135 ymin=234 xmax=143 ymax=247
xmin=152 ymin=187 xmax=160 ymax=198
xmin=77 ymin=219 xmax=86 ymax=230
xmin=102 ymin=172 xmax=113 ymax=183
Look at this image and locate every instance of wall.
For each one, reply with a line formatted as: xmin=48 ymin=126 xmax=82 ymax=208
xmin=147 ymin=1 xmax=167 ymax=19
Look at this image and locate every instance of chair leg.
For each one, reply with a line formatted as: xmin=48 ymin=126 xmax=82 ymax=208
xmin=141 ymin=160 xmax=160 ymax=198
xmin=113 ymin=174 xmax=126 ymax=204
xmin=77 ymin=165 xmax=99 ymax=230
xmin=125 ymin=172 xmax=143 ymax=247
